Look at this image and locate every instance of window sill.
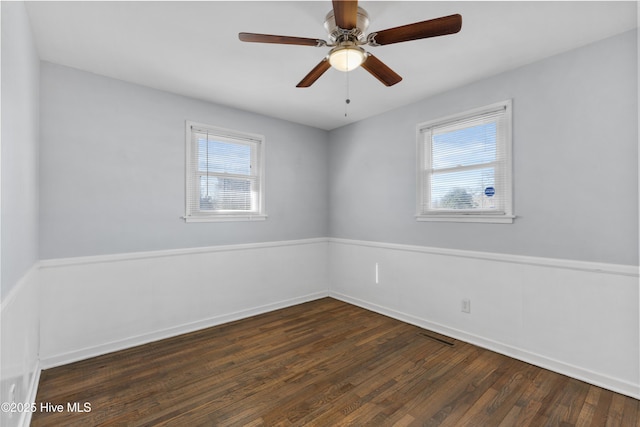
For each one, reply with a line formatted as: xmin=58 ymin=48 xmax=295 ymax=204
xmin=184 ymin=214 xmax=268 ymax=223
xmin=415 ymin=214 xmax=515 ymax=224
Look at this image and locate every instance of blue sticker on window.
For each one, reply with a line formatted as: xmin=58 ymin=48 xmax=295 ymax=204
xmin=484 ymin=186 xmax=495 ymax=197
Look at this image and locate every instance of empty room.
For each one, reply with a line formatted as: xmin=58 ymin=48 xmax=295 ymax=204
xmin=1 ymin=0 xmax=639 ymax=426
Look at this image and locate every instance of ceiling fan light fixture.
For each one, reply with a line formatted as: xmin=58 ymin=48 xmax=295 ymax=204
xmin=328 ymin=45 xmax=366 ymax=72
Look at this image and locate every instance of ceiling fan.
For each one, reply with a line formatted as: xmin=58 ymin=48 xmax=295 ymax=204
xmin=238 ymin=0 xmax=462 ymax=88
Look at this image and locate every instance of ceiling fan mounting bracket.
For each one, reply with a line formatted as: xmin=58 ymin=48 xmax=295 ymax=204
xmin=324 ymin=6 xmax=370 ymax=43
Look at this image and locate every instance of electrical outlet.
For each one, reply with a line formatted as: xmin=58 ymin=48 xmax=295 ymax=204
xmin=461 ymin=299 xmax=471 ymax=313
xmin=374 ymin=263 xmax=379 ymax=284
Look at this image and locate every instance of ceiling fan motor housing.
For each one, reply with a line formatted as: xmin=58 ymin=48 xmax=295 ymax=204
xmin=324 ymin=6 xmax=370 ymax=42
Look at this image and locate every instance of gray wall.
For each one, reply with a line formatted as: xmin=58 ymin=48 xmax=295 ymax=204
xmin=39 ymin=62 xmax=329 ymax=259
xmin=37 ymin=30 xmax=640 ymax=266
xmin=329 ymin=30 xmax=638 ymax=266
xmin=1 ymin=1 xmax=40 ymax=297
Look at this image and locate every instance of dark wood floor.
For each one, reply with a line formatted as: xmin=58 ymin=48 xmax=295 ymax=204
xmin=33 ymin=298 xmax=639 ymax=426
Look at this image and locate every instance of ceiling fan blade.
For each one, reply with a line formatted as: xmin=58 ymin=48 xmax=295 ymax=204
xmin=361 ymin=54 xmax=402 ymax=87
xmin=332 ymin=0 xmax=358 ymax=29
xmin=370 ymin=14 xmax=462 ymax=46
xmin=239 ymin=32 xmax=323 ymax=47
xmin=296 ymin=58 xmax=331 ymax=87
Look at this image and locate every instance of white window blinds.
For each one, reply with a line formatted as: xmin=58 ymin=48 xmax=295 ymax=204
xmin=185 ymin=123 xmax=265 ymax=222
xmin=417 ymin=100 xmax=513 ymax=223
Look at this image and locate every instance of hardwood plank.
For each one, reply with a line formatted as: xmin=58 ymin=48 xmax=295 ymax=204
xmin=591 ymin=391 xmax=614 ymax=426
xmin=576 ymin=386 xmax=602 ymax=427
xmin=621 ymin=396 xmax=640 ymax=426
xmin=510 ymin=369 xmax=567 ymax=426
xmin=424 ymin=351 xmax=513 ymax=426
xmin=606 ymin=393 xmax=627 ymax=427
xmin=555 ymin=378 xmax=592 ymax=426
xmin=31 ymin=298 xmax=640 ymax=426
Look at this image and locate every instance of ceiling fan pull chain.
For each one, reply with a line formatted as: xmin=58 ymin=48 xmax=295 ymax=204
xmin=345 ymin=68 xmax=351 ymax=117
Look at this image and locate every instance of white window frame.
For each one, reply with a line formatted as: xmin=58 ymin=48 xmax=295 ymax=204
xmin=185 ymin=121 xmax=266 ymax=223
xmin=416 ymin=100 xmax=514 ymax=223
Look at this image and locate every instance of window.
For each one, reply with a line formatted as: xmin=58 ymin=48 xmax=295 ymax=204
xmin=416 ymin=100 xmax=513 ymax=223
xmin=185 ymin=121 xmax=266 ymax=222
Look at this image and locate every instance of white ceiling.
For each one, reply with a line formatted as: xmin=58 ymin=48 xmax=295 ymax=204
xmin=25 ymin=1 xmax=637 ymax=130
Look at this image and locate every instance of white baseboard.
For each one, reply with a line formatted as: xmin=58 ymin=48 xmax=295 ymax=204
xmin=41 ymin=291 xmax=328 ymax=369
xmin=330 ymin=291 xmax=640 ymax=400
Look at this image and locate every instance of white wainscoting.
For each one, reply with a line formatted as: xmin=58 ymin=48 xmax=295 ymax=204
xmin=1 ymin=265 xmax=41 ymax=427
xmin=328 ymin=238 xmax=640 ymax=399
xmin=39 ymin=238 xmax=329 ymax=368
xmin=24 ymin=236 xmax=640 ymax=401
